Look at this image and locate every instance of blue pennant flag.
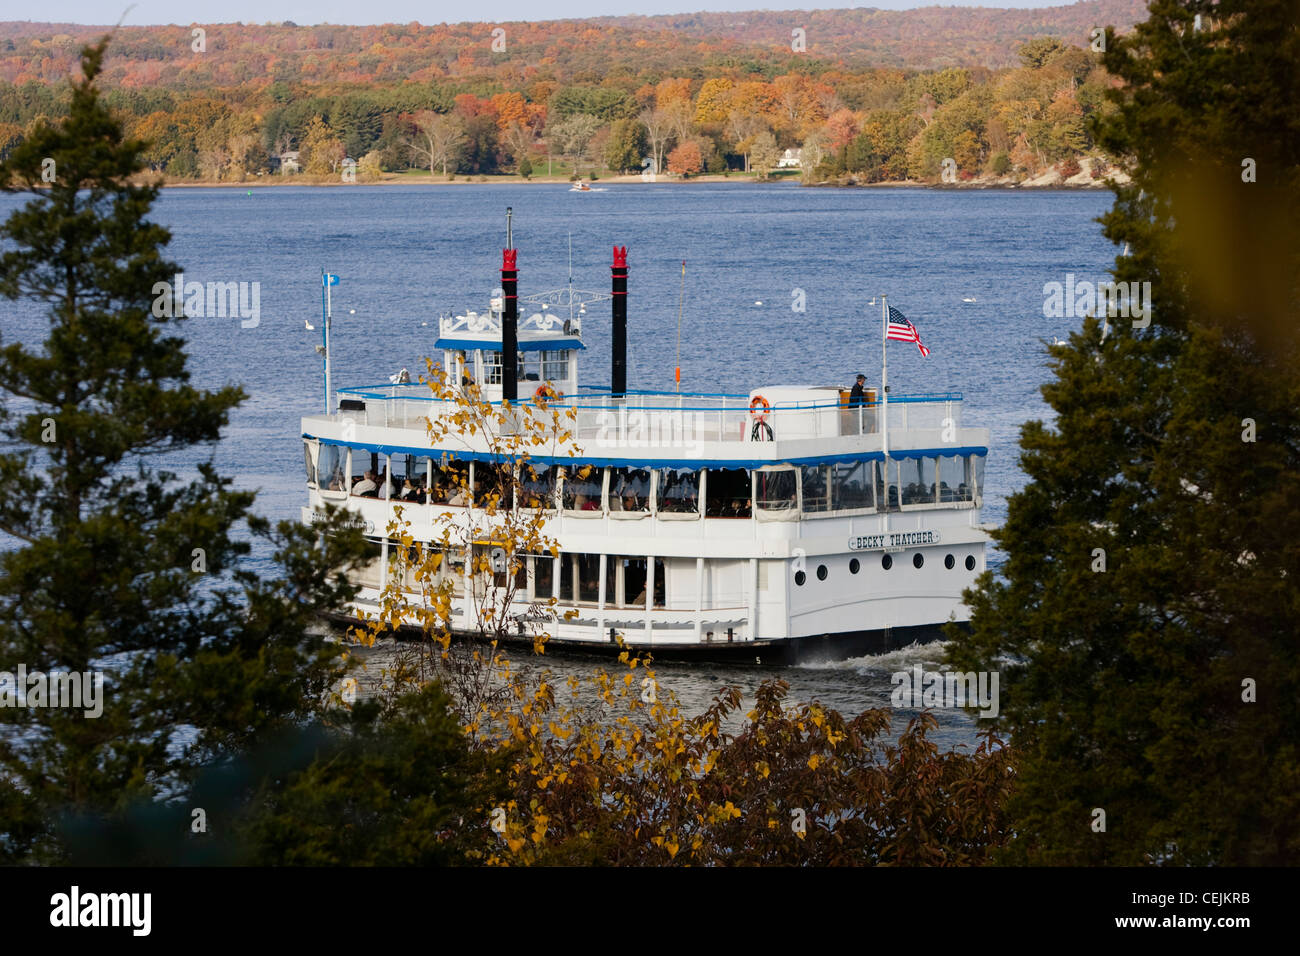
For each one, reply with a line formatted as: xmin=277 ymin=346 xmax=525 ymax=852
xmin=323 ymin=273 xmax=340 ymax=286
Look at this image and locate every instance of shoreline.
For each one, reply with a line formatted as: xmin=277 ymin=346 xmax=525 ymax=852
xmin=154 ymin=173 xmax=1122 ymax=191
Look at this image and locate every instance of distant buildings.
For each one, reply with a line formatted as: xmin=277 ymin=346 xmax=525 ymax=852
xmin=777 ymin=148 xmax=802 ymax=169
xmin=271 ymin=151 xmax=300 ymax=175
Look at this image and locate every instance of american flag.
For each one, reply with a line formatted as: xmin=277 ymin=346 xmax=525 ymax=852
xmin=887 ymin=306 xmax=930 ymax=357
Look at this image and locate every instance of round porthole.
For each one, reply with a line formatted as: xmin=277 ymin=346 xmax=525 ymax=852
xmin=913 ymin=553 xmax=924 ymax=569
xmin=849 ymin=558 xmax=860 ymax=574
xmin=881 ymin=554 xmax=893 ymax=570
xmin=816 ymin=564 xmax=828 ymax=581
xmin=965 ymin=555 xmax=976 ymax=571
xmin=795 ymin=570 xmax=806 ymax=586
xmin=944 ymin=554 xmax=955 ymax=570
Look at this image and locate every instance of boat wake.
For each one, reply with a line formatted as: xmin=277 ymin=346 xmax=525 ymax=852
xmin=804 ymin=640 xmax=952 ymax=674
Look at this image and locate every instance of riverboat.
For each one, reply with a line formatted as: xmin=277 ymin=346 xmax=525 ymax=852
xmin=301 ymin=221 xmax=989 ymax=664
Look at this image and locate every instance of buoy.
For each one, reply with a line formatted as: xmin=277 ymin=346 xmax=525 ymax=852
xmin=749 ymin=394 xmax=771 ymax=420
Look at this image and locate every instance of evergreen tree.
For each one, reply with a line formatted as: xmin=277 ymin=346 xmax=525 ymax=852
xmin=0 ymin=39 xmax=369 ymax=862
xmin=947 ymin=0 xmax=1299 ymax=864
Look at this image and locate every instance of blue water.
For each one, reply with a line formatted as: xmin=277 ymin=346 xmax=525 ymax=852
xmin=0 ymin=182 xmax=1119 ymax=745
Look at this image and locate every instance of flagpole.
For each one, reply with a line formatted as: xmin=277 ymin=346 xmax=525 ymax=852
xmin=321 ymin=270 xmax=329 ymax=413
xmin=881 ymin=293 xmax=889 ymax=460
xmin=325 ymin=274 xmax=333 ymax=415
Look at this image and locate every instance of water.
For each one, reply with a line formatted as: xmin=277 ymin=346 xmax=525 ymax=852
xmin=0 ymin=182 xmax=1118 ymax=749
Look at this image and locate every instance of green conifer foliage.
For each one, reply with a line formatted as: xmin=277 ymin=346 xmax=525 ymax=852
xmin=947 ymin=1 xmax=1299 ymax=865
xmin=0 ymin=39 xmax=369 ymax=862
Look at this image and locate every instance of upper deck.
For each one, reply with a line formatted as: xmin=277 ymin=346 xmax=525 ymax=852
xmin=306 ymin=383 xmax=983 ymax=467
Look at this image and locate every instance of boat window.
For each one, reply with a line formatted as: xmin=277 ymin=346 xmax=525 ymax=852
xmin=562 ymin=464 xmax=603 ymax=512
xmin=877 ymin=459 xmax=901 ymax=512
xmin=530 ymin=554 xmax=555 ymax=599
xmin=482 ymin=350 xmax=503 ymax=385
xmin=519 ymin=462 xmax=558 ymax=510
xmin=473 ymin=543 xmax=525 ymax=591
xmin=393 ymin=456 xmax=432 ymax=504
xmin=541 ymin=350 xmax=569 ymax=382
xmin=431 ymin=459 xmax=472 ymax=506
xmin=357 ymin=536 xmax=384 ymax=589
xmin=304 ymin=442 xmax=318 ymax=488
xmin=617 ymin=556 xmax=665 ymax=607
xmin=972 ymin=455 xmax=986 ymax=502
xmin=318 ymin=444 xmax=346 ymax=492
xmin=704 ymin=468 xmax=752 ymax=517
xmin=938 ymin=455 xmax=972 ymax=503
xmin=655 ymin=467 xmax=700 ymax=514
xmin=609 ymin=467 xmax=651 ymax=513
xmin=349 ymin=447 xmax=382 ymax=498
xmin=560 ymin=552 xmax=604 ymax=603
xmin=755 ymin=468 xmax=798 ymax=512
xmin=474 ymin=461 xmax=511 ymax=511
xmin=800 ymin=465 xmax=830 ymax=512
xmin=831 ymin=460 xmax=874 ymax=511
xmin=899 ymin=457 xmax=937 ymax=506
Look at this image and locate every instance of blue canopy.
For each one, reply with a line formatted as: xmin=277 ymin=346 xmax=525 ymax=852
xmin=304 ymin=433 xmax=986 ymax=471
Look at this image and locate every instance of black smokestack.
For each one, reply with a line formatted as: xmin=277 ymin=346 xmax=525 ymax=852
xmin=502 ymin=242 xmax=518 ymax=403
xmin=611 ymin=245 xmax=627 ymax=398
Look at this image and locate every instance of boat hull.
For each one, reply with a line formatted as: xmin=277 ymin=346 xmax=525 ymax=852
xmin=325 ymin=611 xmax=960 ymax=666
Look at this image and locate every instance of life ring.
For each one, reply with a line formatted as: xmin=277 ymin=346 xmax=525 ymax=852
xmin=535 ymin=383 xmax=558 ymax=403
xmin=749 ymin=395 xmax=771 ymax=421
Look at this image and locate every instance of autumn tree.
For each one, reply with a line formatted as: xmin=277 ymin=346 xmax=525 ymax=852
xmin=750 ymin=130 xmax=781 ymax=179
xmin=604 ymin=118 xmax=648 ymax=174
xmin=407 ymin=110 xmax=465 ymax=177
xmin=300 ymin=114 xmax=345 ymax=176
xmin=666 ymin=140 xmax=702 ymax=177
xmin=639 ymin=107 xmax=673 ymax=175
xmin=547 ymin=113 xmax=602 ymax=172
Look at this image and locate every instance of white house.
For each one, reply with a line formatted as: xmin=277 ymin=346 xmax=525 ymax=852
xmin=777 ymin=148 xmax=802 ymax=169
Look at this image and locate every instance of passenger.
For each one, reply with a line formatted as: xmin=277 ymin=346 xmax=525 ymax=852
xmin=623 ymin=493 xmax=640 ymax=512
xmin=849 ymin=374 xmax=867 ymax=406
xmin=447 ymin=485 xmax=470 ymax=507
xmin=400 ymin=479 xmax=417 ymax=501
xmin=351 ymin=470 xmax=378 ymax=497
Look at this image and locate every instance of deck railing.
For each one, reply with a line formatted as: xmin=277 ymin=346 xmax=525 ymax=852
xmin=333 ymin=384 xmax=963 ymax=443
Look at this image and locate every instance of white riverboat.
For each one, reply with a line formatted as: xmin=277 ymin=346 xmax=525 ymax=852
xmin=301 ymin=233 xmax=989 ymax=664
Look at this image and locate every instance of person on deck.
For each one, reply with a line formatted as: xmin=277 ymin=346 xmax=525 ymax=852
xmin=849 ymin=374 xmax=867 ymax=406
xmin=351 ymin=470 xmax=378 ymax=497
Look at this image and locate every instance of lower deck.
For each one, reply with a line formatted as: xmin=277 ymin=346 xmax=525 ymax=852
xmin=337 ymin=527 xmax=984 ymax=658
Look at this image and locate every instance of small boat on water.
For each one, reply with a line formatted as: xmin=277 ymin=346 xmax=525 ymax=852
xmin=301 ymin=222 xmax=990 ymax=664
xmin=570 ymin=180 xmax=592 ymax=192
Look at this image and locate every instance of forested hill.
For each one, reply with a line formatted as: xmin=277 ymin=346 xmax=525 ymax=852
xmin=0 ymin=1 xmax=1147 ymax=87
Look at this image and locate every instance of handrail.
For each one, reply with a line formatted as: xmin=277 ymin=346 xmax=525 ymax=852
xmin=335 ymin=383 xmax=963 ymax=412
